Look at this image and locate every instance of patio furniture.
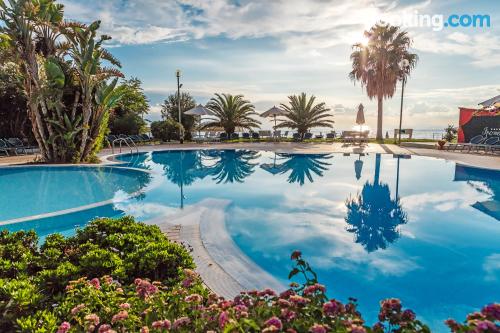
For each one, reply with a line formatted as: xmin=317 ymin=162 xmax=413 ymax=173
xmin=242 ymin=133 xmax=250 ymax=139
xmin=219 ymin=133 xmax=228 ymax=141
xmin=259 ymin=130 xmax=272 ymax=138
xmin=292 ymin=133 xmax=301 ymax=141
xmin=251 ymin=132 xmax=260 ymax=140
xmin=230 ymin=133 xmax=239 ymax=140
xmin=7 ymin=138 xmax=36 ymax=154
xmin=315 ymin=133 xmax=323 ymax=139
xmin=326 ymin=131 xmax=336 ymax=140
xmin=0 ymin=139 xmax=10 ymax=156
xmin=304 ymin=132 xmax=313 ymax=140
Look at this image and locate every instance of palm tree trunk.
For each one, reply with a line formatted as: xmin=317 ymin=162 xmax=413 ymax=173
xmin=376 ymin=96 xmax=383 ymax=140
xmin=374 ymin=153 xmax=381 ymax=184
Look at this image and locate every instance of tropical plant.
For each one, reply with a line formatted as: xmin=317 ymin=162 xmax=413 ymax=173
xmin=208 ymin=150 xmax=260 ymax=183
xmin=345 ymin=154 xmax=408 ymax=252
xmin=109 ymin=77 xmax=149 ymax=135
xmin=276 ymin=93 xmax=334 ymax=139
xmin=202 ymin=93 xmax=261 ymax=135
xmin=161 ymin=92 xmax=196 ymax=140
xmin=443 ymin=124 xmax=458 ymax=142
xmin=349 ymin=22 xmax=418 ymax=140
xmin=151 ymin=150 xmax=210 ymax=187
xmin=150 ymin=119 xmax=184 ymax=142
xmin=277 ymin=153 xmax=333 ymax=185
xmin=0 ymin=0 xmax=125 ymax=162
xmin=0 ymin=61 xmax=31 ymax=140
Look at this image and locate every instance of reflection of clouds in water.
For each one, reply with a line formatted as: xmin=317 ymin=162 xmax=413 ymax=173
xmin=282 ymin=190 xmax=346 ymax=215
xmin=230 ymin=207 xmax=421 ymax=278
xmin=401 ymin=186 xmax=491 ymax=213
xmin=115 ymin=201 xmax=178 ymax=219
xmin=483 ymin=253 xmax=500 ymax=281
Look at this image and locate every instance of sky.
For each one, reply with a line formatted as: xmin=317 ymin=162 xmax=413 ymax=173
xmin=60 ymin=0 xmax=500 ymax=133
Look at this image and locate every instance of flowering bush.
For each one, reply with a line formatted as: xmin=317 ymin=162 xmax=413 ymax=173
xmin=0 ymin=217 xmax=194 ymax=332
xmin=13 ymin=250 xmax=499 ymax=333
xmin=2 ymin=221 xmax=499 ymax=332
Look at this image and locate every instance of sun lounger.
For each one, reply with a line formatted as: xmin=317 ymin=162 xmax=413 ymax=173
xmin=0 ymin=139 xmax=10 ymax=156
xmin=242 ymin=133 xmax=250 ymax=139
xmin=6 ymin=138 xmax=31 ymax=155
xmin=251 ymin=132 xmax=260 ymax=140
xmin=230 ymin=133 xmax=239 ymax=140
xmin=304 ymin=133 xmax=313 ymax=140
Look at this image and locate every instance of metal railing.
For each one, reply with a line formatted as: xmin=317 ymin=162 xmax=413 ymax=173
xmin=110 ymin=137 xmax=138 ymax=154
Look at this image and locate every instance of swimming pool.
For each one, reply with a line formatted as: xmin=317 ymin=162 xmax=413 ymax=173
xmin=1 ymin=150 xmax=499 ymax=331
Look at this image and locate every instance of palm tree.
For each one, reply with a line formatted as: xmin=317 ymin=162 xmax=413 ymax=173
xmin=345 ymin=154 xmax=408 ymax=252
xmin=349 ymin=22 xmax=418 ymax=140
xmin=276 ymin=153 xmax=333 ymax=186
xmin=276 ymin=93 xmax=334 ymax=139
xmin=202 ymin=93 xmax=261 ymax=135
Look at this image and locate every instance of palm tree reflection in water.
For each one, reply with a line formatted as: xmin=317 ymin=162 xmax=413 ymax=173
xmin=345 ymin=154 xmax=408 ymax=252
xmin=206 ymin=150 xmax=261 ymax=184
xmin=276 ymin=153 xmax=333 ymax=186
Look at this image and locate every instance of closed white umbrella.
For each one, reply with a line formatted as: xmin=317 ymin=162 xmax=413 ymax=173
xmin=356 ymin=103 xmax=365 ymax=126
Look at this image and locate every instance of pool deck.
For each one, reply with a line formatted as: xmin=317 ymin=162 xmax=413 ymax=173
xmin=1 ymin=142 xmax=498 ymax=299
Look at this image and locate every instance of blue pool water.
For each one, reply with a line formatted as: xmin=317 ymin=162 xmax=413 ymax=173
xmin=1 ymin=150 xmax=499 ymax=331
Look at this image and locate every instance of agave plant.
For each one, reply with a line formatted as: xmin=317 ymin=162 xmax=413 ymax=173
xmin=276 ymin=93 xmax=334 ymax=139
xmin=202 ymin=93 xmax=261 ymax=135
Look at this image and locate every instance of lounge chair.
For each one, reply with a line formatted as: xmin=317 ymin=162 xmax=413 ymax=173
xmin=0 ymin=139 xmax=10 ymax=156
xmin=242 ymin=133 xmax=250 ymax=140
xmin=326 ymin=132 xmax=336 ymax=140
xmin=304 ymin=133 xmax=313 ymax=140
xmin=219 ymin=133 xmax=228 ymax=141
xmin=292 ymin=133 xmax=301 ymax=141
xmin=6 ymin=138 xmax=28 ymax=155
xmin=230 ymin=133 xmax=239 ymax=140
xmin=315 ymin=132 xmax=323 ymax=139
xmin=251 ymin=132 xmax=260 ymax=140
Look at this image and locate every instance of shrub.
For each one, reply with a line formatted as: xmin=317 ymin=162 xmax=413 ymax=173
xmin=151 ymin=119 xmax=184 ymax=142
xmin=443 ymin=125 xmax=458 ymax=142
xmin=0 ymin=217 xmax=194 ymax=332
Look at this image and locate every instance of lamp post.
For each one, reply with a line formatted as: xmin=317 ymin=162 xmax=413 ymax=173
xmin=398 ymin=59 xmax=410 ymax=145
xmin=176 ymin=69 xmax=184 ymax=144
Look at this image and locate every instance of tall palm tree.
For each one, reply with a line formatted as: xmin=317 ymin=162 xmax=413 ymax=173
xmin=202 ymin=93 xmax=260 ymax=135
xmin=345 ymin=154 xmax=408 ymax=252
xmin=276 ymin=93 xmax=334 ymax=139
xmin=349 ymin=22 xmax=418 ymax=140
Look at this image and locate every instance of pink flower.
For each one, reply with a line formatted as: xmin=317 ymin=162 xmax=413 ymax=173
xmin=303 ymin=283 xmax=326 ymax=296
xmin=323 ymin=299 xmax=344 ymax=316
xmin=259 ymin=288 xmax=277 ymax=298
xmin=119 ymin=303 xmax=130 ymax=310
xmin=98 ymin=324 xmax=112 ymax=333
xmin=280 ymin=308 xmax=297 ymax=322
xmin=309 ymin=324 xmax=327 ymax=333
xmin=152 ymin=320 xmax=171 ymax=330
xmin=140 ymin=327 xmax=149 ymax=333
xmin=481 ymin=303 xmax=500 ymax=321
xmin=265 ymin=316 xmax=283 ymax=330
xmin=289 ymin=295 xmax=310 ymax=306
xmin=185 ymin=293 xmax=203 ymax=303
xmin=57 ymin=322 xmax=71 ymax=333
xmin=111 ymin=310 xmax=128 ymax=323
xmin=219 ymin=311 xmax=230 ymax=328
xmin=89 ymin=278 xmax=101 ymax=290
xmin=135 ymin=279 xmax=158 ymax=299
xmin=173 ymin=317 xmax=190 ymax=329
xmin=291 ymin=250 xmax=302 ymax=260
xmin=350 ymin=324 xmax=366 ymax=333
xmin=71 ymin=303 xmax=85 ymax=315
xmin=84 ymin=314 xmax=100 ymax=326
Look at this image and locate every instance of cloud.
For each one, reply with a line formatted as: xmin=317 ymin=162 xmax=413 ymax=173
xmin=483 ymin=253 xmax=500 ymax=281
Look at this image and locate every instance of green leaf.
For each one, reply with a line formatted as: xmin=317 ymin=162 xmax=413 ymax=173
xmin=44 ymin=59 xmax=65 ymax=89
xmin=288 ymin=267 xmax=300 ymax=279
